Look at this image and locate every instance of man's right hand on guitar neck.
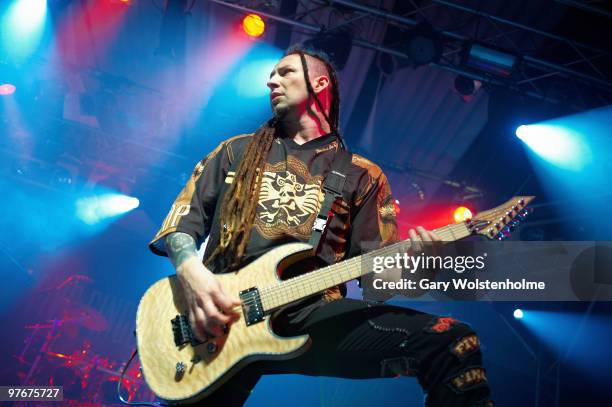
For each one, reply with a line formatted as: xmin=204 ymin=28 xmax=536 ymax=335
xmin=166 ymin=232 xmax=241 ymax=341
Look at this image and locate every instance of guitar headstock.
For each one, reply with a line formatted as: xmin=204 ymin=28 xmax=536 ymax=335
xmin=467 ymin=196 xmax=535 ymax=240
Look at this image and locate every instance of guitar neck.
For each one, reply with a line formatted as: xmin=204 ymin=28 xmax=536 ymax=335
xmin=260 ymin=222 xmax=471 ymax=311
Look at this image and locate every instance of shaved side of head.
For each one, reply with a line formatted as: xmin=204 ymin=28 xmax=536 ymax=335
xmin=302 ymin=54 xmax=329 ymax=82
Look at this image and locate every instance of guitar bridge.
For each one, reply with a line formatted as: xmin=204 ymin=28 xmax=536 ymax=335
xmin=171 ymin=314 xmax=203 ymax=347
xmin=239 ymin=287 xmax=264 ymax=326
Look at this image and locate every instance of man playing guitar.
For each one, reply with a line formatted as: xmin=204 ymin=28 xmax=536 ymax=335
xmin=149 ymin=45 xmax=493 ymax=406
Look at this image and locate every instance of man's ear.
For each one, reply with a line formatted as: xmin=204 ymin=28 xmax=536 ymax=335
xmin=312 ymin=75 xmax=330 ymax=94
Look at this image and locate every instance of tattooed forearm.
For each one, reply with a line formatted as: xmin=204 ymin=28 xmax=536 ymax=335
xmin=166 ymin=232 xmax=198 ymax=269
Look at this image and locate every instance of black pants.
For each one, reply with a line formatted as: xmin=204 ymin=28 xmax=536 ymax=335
xmin=205 ymin=299 xmax=493 ymax=407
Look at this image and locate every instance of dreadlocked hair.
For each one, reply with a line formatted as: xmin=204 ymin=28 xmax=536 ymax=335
xmin=204 ymin=119 xmax=277 ymax=271
xmin=206 ymin=45 xmax=344 ymax=271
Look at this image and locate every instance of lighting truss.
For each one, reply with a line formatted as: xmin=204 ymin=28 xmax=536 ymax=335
xmin=209 ymin=0 xmax=612 ymax=109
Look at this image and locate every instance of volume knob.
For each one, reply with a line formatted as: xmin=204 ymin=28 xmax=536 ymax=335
xmin=207 ymin=342 xmax=218 ymax=354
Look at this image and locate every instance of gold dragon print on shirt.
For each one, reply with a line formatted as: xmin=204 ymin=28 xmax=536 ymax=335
xmin=254 ymin=155 xmax=324 ymax=240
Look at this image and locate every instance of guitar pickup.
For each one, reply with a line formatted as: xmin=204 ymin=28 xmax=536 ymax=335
xmin=239 ymin=287 xmax=264 ymax=326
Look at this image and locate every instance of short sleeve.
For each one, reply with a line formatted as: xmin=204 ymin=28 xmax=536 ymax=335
xmin=148 ymin=141 xmax=231 ymax=257
xmin=346 ymin=163 xmax=399 ymax=258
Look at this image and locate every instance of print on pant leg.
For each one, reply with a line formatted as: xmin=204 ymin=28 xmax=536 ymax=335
xmin=424 ymin=316 xmax=459 ymax=334
xmin=446 ymin=366 xmax=488 ymax=394
xmin=365 ymin=304 xmax=413 ymax=349
xmin=449 ymin=334 xmax=480 ymax=361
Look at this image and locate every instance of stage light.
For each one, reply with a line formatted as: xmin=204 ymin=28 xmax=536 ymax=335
xmin=76 ymin=193 xmax=140 ymax=225
xmin=242 ymin=14 xmax=265 ymax=38
xmin=513 ymin=309 xmax=524 ymax=319
xmin=404 ymin=23 xmax=441 ymax=67
xmin=517 ymin=309 xmax=611 ymax=373
xmin=6 ymin=0 xmax=47 ymax=29
xmin=453 ymin=206 xmax=473 ymax=223
xmin=235 ymin=58 xmax=280 ymax=98
xmin=0 ymin=84 xmax=16 ymax=96
xmin=515 ymin=123 xmax=591 ymax=171
xmin=1 ymin=0 xmax=48 ymax=59
xmin=465 ymin=43 xmax=517 ymax=77
xmin=454 ymin=76 xmax=475 ymax=96
xmin=454 ymin=76 xmax=482 ymax=102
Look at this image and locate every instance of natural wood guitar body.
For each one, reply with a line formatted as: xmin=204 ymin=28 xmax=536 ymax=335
xmin=135 ymin=243 xmax=313 ymax=404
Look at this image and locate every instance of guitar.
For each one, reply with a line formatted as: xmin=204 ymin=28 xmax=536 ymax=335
xmin=135 ymin=196 xmax=534 ymax=403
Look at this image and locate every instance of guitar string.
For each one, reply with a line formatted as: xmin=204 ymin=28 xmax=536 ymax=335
xmin=233 ymin=200 xmax=528 ymax=314
xmin=256 ymin=221 xmax=470 ymax=310
xmin=259 ymin=201 xmax=528 ymax=310
xmin=257 ymin=223 xmax=468 ymax=310
xmin=262 ymin=217 xmax=480 ymax=308
xmin=235 ymin=220 xmax=493 ymax=314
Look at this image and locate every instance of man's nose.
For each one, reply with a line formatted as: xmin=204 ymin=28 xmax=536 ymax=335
xmin=267 ymin=74 xmax=280 ymax=90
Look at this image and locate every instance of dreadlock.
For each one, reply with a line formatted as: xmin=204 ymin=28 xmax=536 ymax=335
xmin=205 ymin=45 xmax=343 ymax=271
xmin=204 ymin=119 xmax=277 ymax=271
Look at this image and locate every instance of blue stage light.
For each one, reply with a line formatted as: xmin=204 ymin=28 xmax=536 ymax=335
xmin=1 ymin=0 xmax=48 ymax=59
xmin=515 ymin=123 xmax=591 ymax=171
xmin=519 ymin=309 xmax=612 ymax=378
xmin=76 ymin=193 xmax=140 ymax=225
xmin=513 ymin=309 xmax=524 ymax=319
xmin=236 ymin=58 xmax=279 ymax=98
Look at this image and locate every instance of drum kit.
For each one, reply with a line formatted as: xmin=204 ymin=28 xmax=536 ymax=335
xmin=14 ymin=274 xmax=155 ymax=405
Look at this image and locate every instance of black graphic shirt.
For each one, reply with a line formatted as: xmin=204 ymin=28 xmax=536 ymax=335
xmin=150 ymin=133 xmax=398 ymax=304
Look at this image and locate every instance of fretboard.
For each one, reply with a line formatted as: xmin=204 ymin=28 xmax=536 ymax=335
xmin=259 ymin=222 xmax=471 ymax=311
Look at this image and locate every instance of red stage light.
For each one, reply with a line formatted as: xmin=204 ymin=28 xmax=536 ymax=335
xmin=242 ymin=14 xmax=265 ymax=38
xmin=453 ymin=206 xmax=473 ymax=223
xmin=0 ymin=84 xmax=16 ymax=96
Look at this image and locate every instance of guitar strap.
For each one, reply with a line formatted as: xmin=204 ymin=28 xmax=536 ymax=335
xmin=203 ymin=139 xmax=353 ymax=271
xmin=308 ymin=148 xmax=352 ymax=255
xmin=202 ymin=151 xmax=239 ymax=273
